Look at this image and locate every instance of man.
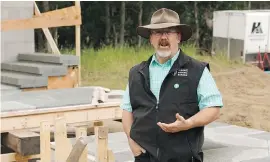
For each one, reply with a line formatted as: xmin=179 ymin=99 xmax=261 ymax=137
xmin=121 ymin=8 xmax=223 ymax=162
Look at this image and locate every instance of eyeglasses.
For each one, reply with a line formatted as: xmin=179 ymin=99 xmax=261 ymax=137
xmin=151 ymin=29 xmax=179 ymax=36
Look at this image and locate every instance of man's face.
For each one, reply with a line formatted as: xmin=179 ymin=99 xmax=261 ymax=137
xmin=150 ymin=27 xmax=181 ymax=58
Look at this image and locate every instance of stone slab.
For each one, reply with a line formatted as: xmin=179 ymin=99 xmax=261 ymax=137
xmin=205 ymin=121 xmax=231 ymax=128
xmin=207 ymin=125 xmax=264 ymax=136
xmin=241 ymin=156 xmax=270 ymax=162
xmin=206 ymin=132 xmax=269 ymax=149
xmin=202 ymin=138 xmax=227 ymax=150
xmin=1 ymin=61 xmax=67 ymax=76
xmin=1 ymin=70 xmax=48 ymax=88
xmin=248 ymin=132 xmax=270 ymax=140
xmin=0 ymin=83 xmax=19 ymax=90
xmin=18 ymin=53 xmax=79 ymax=66
xmin=1 ymin=101 xmax=36 ymax=111
xmin=1 ymin=87 xmax=95 ymax=112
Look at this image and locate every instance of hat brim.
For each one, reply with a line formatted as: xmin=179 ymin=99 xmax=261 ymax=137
xmin=137 ymin=23 xmax=192 ymax=41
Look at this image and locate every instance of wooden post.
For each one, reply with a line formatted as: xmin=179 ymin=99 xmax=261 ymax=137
xmin=40 ymin=121 xmax=51 ymax=162
xmin=75 ymin=127 xmax=88 ymax=162
xmin=107 ymin=149 xmax=115 ymax=162
xmin=54 ymin=117 xmax=72 ymax=161
xmin=95 ymin=126 xmax=109 ymax=162
xmin=75 ymin=1 xmax=81 ymax=86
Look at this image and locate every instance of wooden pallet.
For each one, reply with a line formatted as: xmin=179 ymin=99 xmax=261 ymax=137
xmin=1 ymin=118 xmax=116 ymax=162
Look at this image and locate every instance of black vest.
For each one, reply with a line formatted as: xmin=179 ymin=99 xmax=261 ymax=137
xmin=128 ymin=50 xmax=209 ymax=162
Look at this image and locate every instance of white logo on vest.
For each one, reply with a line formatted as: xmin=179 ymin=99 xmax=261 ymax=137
xmin=173 ymin=69 xmax=188 ymax=76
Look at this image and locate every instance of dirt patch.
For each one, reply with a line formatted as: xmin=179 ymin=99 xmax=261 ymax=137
xmin=214 ymin=66 xmax=270 ymax=132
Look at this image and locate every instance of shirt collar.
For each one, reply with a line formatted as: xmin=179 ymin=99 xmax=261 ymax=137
xmin=150 ymin=50 xmax=180 ymax=67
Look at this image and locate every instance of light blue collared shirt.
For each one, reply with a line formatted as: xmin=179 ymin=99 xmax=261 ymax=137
xmin=121 ymin=50 xmax=223 ymax=112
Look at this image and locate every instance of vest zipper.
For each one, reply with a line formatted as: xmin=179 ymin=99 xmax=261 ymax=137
xmin=156 ymin=101 xmax=160 ymax=160
xmin=186 ymin=135 xmax=194 ymax=161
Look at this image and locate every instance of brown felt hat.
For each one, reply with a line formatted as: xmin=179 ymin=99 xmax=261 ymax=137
xmin=137 ymin=8 xmax=192 ymax=41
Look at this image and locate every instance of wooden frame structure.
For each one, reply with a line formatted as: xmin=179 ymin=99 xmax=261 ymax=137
xmin=1 ymin=1 xmax=82 ymax=85
xmin=1 ymin=115 xmax=119 ymax=162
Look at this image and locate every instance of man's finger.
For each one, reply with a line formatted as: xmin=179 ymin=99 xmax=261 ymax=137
xmin=176 ymin=113 xmax=185 ymax=122
xmin=157 ymin=122 xmax=170 ymax=132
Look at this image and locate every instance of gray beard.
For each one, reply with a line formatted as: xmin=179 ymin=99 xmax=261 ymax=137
xmin=156 ymin=50 xmax=171 ymax=58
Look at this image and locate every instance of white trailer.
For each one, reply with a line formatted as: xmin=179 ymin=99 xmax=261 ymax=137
xmin=212 ymin=10 xmax=270 ymax=69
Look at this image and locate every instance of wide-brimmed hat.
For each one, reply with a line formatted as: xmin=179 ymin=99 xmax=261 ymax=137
xmin=137 ymin=8 xmax=192 ymax=41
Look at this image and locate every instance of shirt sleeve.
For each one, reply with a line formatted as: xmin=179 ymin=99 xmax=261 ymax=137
xmin=120 ymin=83 xmax=133 ymax=112
xmin=197 ymin=67 xmax=223 ymax=110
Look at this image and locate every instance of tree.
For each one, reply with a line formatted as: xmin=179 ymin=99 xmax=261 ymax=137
xmin=138 ymin=1 xmax=143 ymax=47
xmin=120 ymin=1 xmax=126 ymax=47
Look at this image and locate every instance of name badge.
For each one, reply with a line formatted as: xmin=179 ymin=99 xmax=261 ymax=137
xmin=173 ymin=69 xmax=188 ymax=76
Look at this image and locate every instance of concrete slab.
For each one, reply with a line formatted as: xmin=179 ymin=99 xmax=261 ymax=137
xmin=0 ymin=84 xmax=19 ymax=90
xmin=248 ymin=132 xmax=270 ymax=140
xmin=1 ymin=87 xmax=95 ymax=112
xmin=1 ymin=70 xmax=48 ymax=88
xmin=241 ymin=156 xmax=270 ymax=162
xmin=207 ymin=125 xmax=263 ymax=136
xmin=18 ymin=53 xmax=79 ymax=66
xmin=1 ymin=61 xmax=67 ymax=76
xmin=205 ymin=121 xmax=231 ymax=128
xmin=1 ymin=101 xmax=36 ymax=111
xmin=202 ymin=138 xmax=227 ymax=150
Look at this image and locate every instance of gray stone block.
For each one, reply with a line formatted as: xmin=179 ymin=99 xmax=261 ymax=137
xmin=1 ymin=29 xmax=34 ymax=42
xmin=202 ymin=138 xmax=227 ymax=151
xmin=1 ymin=101 xmax=36 ymax=112
xmin=18 ymin=53 xmax=79 ymax=66
xmin=0 ymin=83 xmax=19 ymax=90
xmin=204 ymin=146 xmax=268 ymax=162
xmin=1 ymin=70 xmax=48 ymax=88
xmin=247 ymin=132 xmax=270 ymax=140
xmin=1 ymin=61 xmax=67 ymax=76
xmin=206 ymin=121 xmax=231 ymax=128
xmin=208 ymin=125 xmax=263 ymax=136
xmin=1 ymin=87 xmax=95 ymax=112
xmin=241 ymin=156 xmax=270 ymax=162
xmin=1 ymin=41 xmax=35 ymax=63
xmin=1 ymin=1 xmax=33 ymax=8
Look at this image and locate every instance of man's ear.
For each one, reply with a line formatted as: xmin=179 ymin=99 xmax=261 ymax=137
xmin=178 ymin=33 xmax=182 ymax=43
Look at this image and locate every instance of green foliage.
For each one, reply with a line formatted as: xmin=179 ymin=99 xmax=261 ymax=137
xmin=60 ymin=45 xmax=244 ymax=89
xmin=38 ymin=1 xmax=270 ymax=51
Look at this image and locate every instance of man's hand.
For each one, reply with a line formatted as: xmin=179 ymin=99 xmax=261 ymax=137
xmin=157 ymin=113 xmax=193 ymax=133
xmin=128 ymin=138 xmax=146 ymax=156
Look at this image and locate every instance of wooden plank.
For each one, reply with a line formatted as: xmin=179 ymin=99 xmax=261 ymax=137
xmin=75 ymin=1 xmax=81 ymax=86
xmin=94 ymin=120 xmax=104 ymax=127
xmin=40 ymin=122 xmax=51 ymax=162
xmin=1 ymin=102 xmax=121 ymax=118
xmin=108 ymin=149 xmax=115 ymax=162
xmin=66 ymin=137 xmax=88 ymax=162
xmin=75 ymin=127 xmax=88 ymax=162
xmin=1 ymin=6 xmax=81 ymax=31
xmin=1 ymin=130 xmax=40 ymax=156
xmin=1 ymin=153 xmax=40 ymax=162
xmin=34 ymin=2 xmax=61 ymax=55
xmin=95 ymin=126 xmax=109 ymax=162
xmin=47 ymin=67 xmax=78 ymax=89
xmin=54 ymin=117 xmax=72 ymax=162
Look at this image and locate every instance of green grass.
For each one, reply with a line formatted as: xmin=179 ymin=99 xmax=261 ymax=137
xmin=61 ymin=45 xmax=245 ymax=89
